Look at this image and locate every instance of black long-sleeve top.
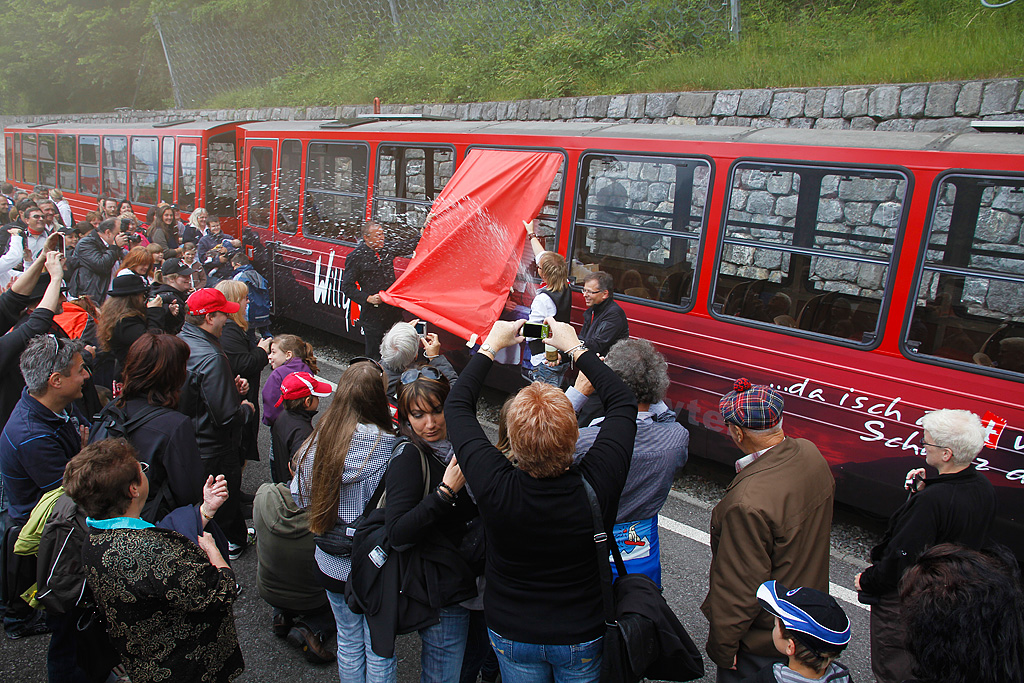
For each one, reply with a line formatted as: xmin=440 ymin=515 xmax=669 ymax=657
xmin=340 ymin=237 xmax=418 ymax=329
xmin=446 ymin=350 xmax=637 ymax=645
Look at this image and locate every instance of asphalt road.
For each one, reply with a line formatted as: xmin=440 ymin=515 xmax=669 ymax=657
xmin=0 ymin=339 xmax=879 ymax=683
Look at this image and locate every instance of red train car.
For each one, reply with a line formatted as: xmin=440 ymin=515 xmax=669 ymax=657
xmin=3 ymin=120 xmax=244 ymax=234
xmin=237 ymin=118 xmax=1024 ymax=555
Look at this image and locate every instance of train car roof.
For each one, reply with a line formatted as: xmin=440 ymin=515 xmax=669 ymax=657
xmin=239 ymin=118 xmax=1024 ymax=155
xmin=5 ymin=120 xmax=249 ymax=132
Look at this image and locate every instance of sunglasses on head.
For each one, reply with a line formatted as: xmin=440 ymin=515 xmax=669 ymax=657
xmin=400 ymin=366 xmax=445 ymax=385
xmin=350 ymin=356 xmax=384 ymax=375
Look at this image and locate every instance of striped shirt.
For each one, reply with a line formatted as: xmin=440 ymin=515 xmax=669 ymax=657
xmin=291 ymin=423 xmax=397 ymax=582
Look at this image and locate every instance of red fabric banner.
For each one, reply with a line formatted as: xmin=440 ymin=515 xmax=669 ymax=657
xmin=380 ymin=148 xmax=562 ymax=341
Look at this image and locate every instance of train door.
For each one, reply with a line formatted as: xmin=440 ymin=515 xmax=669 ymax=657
xmin=243 ymin=140 xmax=279 ymax=308
xmin=176 ymin=136 xmax=201 ymax=216
xmin=272 ymin=140 xmax=304 ymax=314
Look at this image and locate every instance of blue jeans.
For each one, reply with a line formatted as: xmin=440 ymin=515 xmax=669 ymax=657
xmin=488 ymin=630 xmax=603 ymax=683
xmin=327 ymin=589 xmax=397 ymax=683
xmin=524 ymin=361 xmax=568 ymax=388
xmin=420 ymin=604 xmax=471 ymax=683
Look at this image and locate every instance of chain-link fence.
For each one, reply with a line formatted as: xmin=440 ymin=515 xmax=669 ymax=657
xmin=154 ymin=0 xmax=732 ymax=107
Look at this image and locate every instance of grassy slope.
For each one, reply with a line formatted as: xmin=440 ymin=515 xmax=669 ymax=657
xmin=209 ymin=0 xmax=1024 ymax=108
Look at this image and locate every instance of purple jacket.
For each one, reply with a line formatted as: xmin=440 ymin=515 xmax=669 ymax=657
xmin=261 ymin=356 xmax=312 ymax=426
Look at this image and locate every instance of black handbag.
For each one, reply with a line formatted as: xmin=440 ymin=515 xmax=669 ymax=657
xmin=581 ymin=476 xmax=704 ymax=683
xmin=314 ymin=474 xmax=386 ymax=558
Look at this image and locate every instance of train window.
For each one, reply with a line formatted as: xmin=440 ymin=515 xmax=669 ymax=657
xmin=6 ymin=136 xmax=14 ymax=183
xmin=277 ymin=140 xmax=301 ymax=234
xmin=303 ymin=142 xmax=368 ymax=243
xmin=21 ymin=133 xmax=37 ymax=185
xmin=38 ymin=134 xmax=56 ymax=188
xmin=906 ymin=173 xmax=1024 ymax=378
xmin=178 ymin=144 xmax=197 ymax=212
xmin=714 ymin=163 xmax=907 ymax=345
xmin=57 ymin=135 xmax=76 ymax=192
xmin=160 ymin=137 xmax=174 ymax=205
xmin=130 ymin=137 xmax=158 ymax=206
xmin=79 ymin=136 xmax=100 ymax=196
xmin=572 ymin=153 xmax=709 ymax=306
xmin=374 ymin=145 xmax=454 ymax=237
xmin=102 ymin=136 xmax=128 ymax=198
xmin=206 ymin=133 xmax=238 ymax=217
xmin=247 ymin=146 xmax=273 ymax=229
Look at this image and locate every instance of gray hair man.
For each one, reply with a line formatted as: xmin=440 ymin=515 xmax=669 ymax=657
xmin=379 ymin=320 xmax=457 ymax=400
xmin=569 ymin=338 xmax=688 ymax=586
xmin=855 ymin=408 xmax=996 ymax=683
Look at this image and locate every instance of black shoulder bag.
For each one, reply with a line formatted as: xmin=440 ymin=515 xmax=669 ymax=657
xmin=581 ymin=476 xmax=704 ymax=683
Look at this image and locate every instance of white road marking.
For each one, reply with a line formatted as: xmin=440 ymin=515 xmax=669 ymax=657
xmin=658 ymin=515 xmax=869 ymax=611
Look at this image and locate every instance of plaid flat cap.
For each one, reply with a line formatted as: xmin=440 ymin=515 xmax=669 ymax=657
xmin=719 ymin=377 xmax=784 ymax=429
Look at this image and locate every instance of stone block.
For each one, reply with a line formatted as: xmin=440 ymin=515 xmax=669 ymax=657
xmin=925 ymin=83 xmax=960 ymax=117
xmin=956 ymin=81 xmax=983 ymax=116
xmin=626 ymin=94 xmax=647 ymax=118
xmin=441 ymin=103 xmax=458 ymax=118
xmin=697 ymin=117 xmax=717 ymax=125
xmin=900 ymin=85 xmax=927 ymax=117
xmin=712 ymin=91 xmax=741 ymax=116
xmin=675 ymin=92 xmax=715 ymax=117
xmin=814 ymin=118 xmax=849 ymax=130
xmin=913 ymin=117 xmax=972 ymax=133
xmin=495 ymin=101 xmax=509 ymax=120
xmin=789 ymin=117 xmax=814 ymax=129
xmin=804 ymin=89 xmax=826 ymax=118
xmin=482 ymin=102 xmax=498 ymax=120
xmin=587 ymin=96 xmax=611 ymax=118
xmin=769 ymin=91 xmax=805 ymax=119
xmin=823 ymin=88 xmax=845 ymax=118
xmin=575 ymin=98 xmax=589 ymax=118
xmin=668 ymin=116 xmax=698 ymax=126
xmin=607 ymin=95 xmax=629 ymax=118
xmin=646 ymin=93 xmax=678 ymax=118
xmin=468 ymin=103 xmax=483 ymax=120
xmin=868 ymin=86 xmax=901 ymax=119
xmin=751 ymin=118 xmax=787 ymax=129
xmin=720 ymin=116 xmax=752 ymax=126
xmin=875 ymin=119 xmax=915 ymax=132
xmin=738 ymin=89 xmax=772 ymax=116
xmin=558 ymin=98 xmax=575 ymax=119
xmin=456 ymin=103 xmax=469 ymax=119
xmin=843 ymin=89 xmax=869 ymax=118
xmin=981 ymin=79 xmax=1020 ymax=115
xmin=527 ymin=100 xmax=542 ymax=119
xmin=850 ymin=116 xmax=876 ymax=130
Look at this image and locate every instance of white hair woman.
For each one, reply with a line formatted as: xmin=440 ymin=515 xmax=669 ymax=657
xmin=379 ymin=321 xmax=457 ymax=400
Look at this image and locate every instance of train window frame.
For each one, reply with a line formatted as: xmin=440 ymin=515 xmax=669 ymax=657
xmin=102 ymin=135 xmax=128 ymax=199
xmin=37 ymin=134 xmax=56 ymax=189
xmin=178 ymin=143 xmax=198 ymax=213
xmin=276 ymin=139 xmax=302 ymax=235
xmin=78 ymin=135 xmax=101 ymax=197
xmin=568 ymin=149 xmax=713 ymax=314
xmin=160 ymin=137 xmax=175 ymax=206
xmin=129 ymin=136 xmax=159 ymax=207
xmin=709 ymin=158 xmax=913 ymax=350
xmin=21 ymin=132 xmax=37 ymax=185
xmin=8 ymin=135 xmax=18 ymax=183
xmin=900 ymin=168 xmax=1024 ymax=382
xmin=205 ymin=131 xmax=238 ymax=218
xmin=301 ymin=139 xmax=370 ymax=246
xmin=373 ymin=142 xmax=456 ymax=237
xmin=57 ymin=135 xmax=77 ymax=193
xmin=247 ymin=145 xmax=274 ymax=229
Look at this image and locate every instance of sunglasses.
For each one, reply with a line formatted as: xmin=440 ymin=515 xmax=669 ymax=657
xmin=45 ymin=334 xmax=63 ymax=377
xmin=350 ymin=356 xmax=384 ymax=375
xmin=400 ymin=366 xmax=445 ymax=385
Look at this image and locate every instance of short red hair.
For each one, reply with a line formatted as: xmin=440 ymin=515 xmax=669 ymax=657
xmin=506 ymin=382 xmax=579 ymax=478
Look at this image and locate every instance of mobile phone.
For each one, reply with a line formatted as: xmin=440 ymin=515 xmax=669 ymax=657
xmin=55 ymin=233 xmax=66 ymax=259
xmin=414 ymin=320 xmax=427 ymax=337
xmin=522 ymin=322 xmax=550 ymax=338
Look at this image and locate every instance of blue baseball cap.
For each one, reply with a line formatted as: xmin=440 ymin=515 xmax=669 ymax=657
xmin=757 ymin=580 xmax=851 ymax=654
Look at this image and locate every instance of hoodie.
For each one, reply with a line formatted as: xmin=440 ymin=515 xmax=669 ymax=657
xmin=252 ymin=482 xmax=328 ymax=613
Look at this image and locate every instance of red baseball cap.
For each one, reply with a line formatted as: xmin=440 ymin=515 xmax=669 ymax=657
xmin=186 ymin=288 xmax=240 ymax=316
xmin=276 ymin=372 xmax=336 ymax=407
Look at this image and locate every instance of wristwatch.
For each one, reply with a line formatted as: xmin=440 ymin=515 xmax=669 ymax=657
xmin=480 ymin=343 xmax=496 ymax=357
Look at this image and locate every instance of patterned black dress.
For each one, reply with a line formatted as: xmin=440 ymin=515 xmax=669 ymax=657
xmin=83 ymin=526 xmax=244 ymax=683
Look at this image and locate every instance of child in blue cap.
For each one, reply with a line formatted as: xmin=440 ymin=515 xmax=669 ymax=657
xmin=744 ymin=580 xmax=853 ymax=683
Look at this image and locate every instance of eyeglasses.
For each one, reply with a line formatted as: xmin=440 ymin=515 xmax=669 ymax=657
xmin=138 ymin=460 xmax=150 ymax=475
xmin=920 ymin=439 xmax=947 ymax=450
xmin=401 ymin=366 xmax=445 ymax=385
xmin=581 ymin=287 xmax=605 ymax=295
xmin=350 ymin=356 xmax=384 ymax=376
xmin=46 ymin=334 xmax=63 ymax=378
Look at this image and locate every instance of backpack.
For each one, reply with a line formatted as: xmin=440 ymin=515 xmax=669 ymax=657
xmin=234 ymin=266 xmax=271 ymax=326
xmin=89 ymin=401 xmax=163 ymax=443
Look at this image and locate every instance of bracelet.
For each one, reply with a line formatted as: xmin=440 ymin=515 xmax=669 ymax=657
xmin=438 ymin=482 xmax=457 ymax=497
xmin=424 ymin=353 xmax=439 ymax=360
xmin=528 ymin=233 xmax=538 ymax=239
xmin=200 ymin=505 xmax=214 ymax=520
xmin=436 ymin=485 xmax=456 ymax=504
xmin=564 ymin=343 xmax=586 ymax=357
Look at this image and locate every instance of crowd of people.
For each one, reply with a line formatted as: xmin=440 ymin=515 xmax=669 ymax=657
xmin=0 ymin=194 xmax=1021 ymax=683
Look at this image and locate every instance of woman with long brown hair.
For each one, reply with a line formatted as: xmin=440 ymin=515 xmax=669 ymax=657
xmin=94 ymin=273 xmax=164 ymax=391
xmin=116 ymin=246 xmax=156 ymax=283
xmin=291 ymin=359 xmax=401 ymax=683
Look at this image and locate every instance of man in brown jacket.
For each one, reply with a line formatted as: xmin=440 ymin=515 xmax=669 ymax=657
xmin=701 ymin=378 xmax=835 ymax=682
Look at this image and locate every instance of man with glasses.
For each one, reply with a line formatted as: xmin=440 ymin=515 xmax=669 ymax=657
xmin=702 ymin=378 xmax=835 ymax=683
xmin=70 ymin=217 xmax=128 ymax=303
xmin=578 ymin=271 xmax=629 ymax=357
xmin=854 ymin=409 xmax=996 ymax=683
xmin=21 ymin=205 xmax=51 ymax=260
xmin=0 ymin=334 xmax=90 ymax=639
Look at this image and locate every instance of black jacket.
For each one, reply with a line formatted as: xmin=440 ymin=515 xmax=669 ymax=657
xmin=579 ymin=296 xmax=629 ymax=356
xmin=108 ymin=308 xmax=164 ymax=369
xmin=859 ymin=465 xmax=996 ymax=597
xmin=270 ymin=408 xmax=315 ymax=472
xmin=340 ymin=237 xmax=418 ymax=330
xmin=0 ymin=306 xmax=57 ymax=427
xmin=70 ymin=231 xmax=122 ymax=303
xmin=178 ymin=322 xmax=253 ymax=458
xmin=0 ymin=288 xmax=31 ymax=335
xmin=220 ymin=320 xmax=267 ymax=460
xmin=151 ymin=283 xmax=188 ymax=335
